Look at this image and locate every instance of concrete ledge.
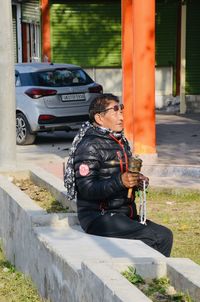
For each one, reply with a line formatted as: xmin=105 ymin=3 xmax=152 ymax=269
xmin=141 ymin=164 xmax=200 ymax=190
xmin=35 ymin=224 xmax=166 ymax=273
xmin=167 ymin=258 xmax=200 ymax=302
xmin=113 ymin=258 xmax=167 ymax=280
xmin=29 ymin=166 xmax=77 ymax=212
xmin=150 ymin=176 xmax=200 ymax=190
xmin=82 ymin=262 xmax=152 ymax=302
xmin=0 ymin=171 xmax=200 ymax=302
xmin=143 ymin=164 xmax=200 ymax=178
xmin=32 ymin=213 xmax=79 ymax=227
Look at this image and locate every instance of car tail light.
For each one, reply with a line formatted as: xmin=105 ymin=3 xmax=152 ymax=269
xmin=38 ymin=115 xmax=56 ymax=123
xmin=25 ymin=88 xmax=57 ymax=99
xmin=88 ymin=85 xmax=103 ymax=93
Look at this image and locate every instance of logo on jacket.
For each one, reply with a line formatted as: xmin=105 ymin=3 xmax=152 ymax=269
xmin=79 ymin=164 xmax=89 ymax=176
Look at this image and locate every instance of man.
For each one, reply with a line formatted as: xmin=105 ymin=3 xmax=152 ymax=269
xmin=64 ymin=93 xmax=173 ymax=257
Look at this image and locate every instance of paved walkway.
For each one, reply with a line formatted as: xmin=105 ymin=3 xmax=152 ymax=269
xmin=18 ymin=113 xmax=200 ymax=189
xmin=148 ymin=113 xmax=200 ymax=189
xmin=156 ymin=113 xmax=200 ymax=165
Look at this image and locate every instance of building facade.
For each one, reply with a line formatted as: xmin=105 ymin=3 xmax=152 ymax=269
xmin=12 ymin=0 xmax=200 ymax=113
xmin=12 ymin=0 xmax=40 ymax=63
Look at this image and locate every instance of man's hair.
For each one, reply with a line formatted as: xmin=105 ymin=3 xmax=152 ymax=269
xmin=89 ymin=93 xmax=119 ymax=123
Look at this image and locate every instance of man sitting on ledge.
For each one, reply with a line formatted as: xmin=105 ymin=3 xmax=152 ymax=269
xmin=64 ymin=93 xmax=173 ymax=257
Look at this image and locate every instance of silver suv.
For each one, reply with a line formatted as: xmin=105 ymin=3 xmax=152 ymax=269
xmin=15 ymin=63 xmax=103 ymax=145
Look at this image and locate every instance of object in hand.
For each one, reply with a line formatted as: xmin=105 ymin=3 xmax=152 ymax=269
xmin=139 ymin=179 xmax=147 ymax=225
xmin=127 ymin=156 xmax=142 ymax=198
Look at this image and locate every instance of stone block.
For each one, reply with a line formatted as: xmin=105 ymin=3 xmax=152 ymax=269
xmin=167 ymin=258 xmax=200 ymax=302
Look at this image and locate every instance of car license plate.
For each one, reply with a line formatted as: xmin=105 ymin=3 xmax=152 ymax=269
xmin=61 ymin=93 xmax=85 ymax=101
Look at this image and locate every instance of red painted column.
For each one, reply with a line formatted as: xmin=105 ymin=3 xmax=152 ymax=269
xmin=122 ymin=0 xmax=156 ymax=156
xmin=41 ymin=0 xmax=51 ymax=62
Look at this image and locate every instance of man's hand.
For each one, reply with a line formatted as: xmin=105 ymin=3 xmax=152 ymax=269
xmin=121 ymin=172 xmax=149 ymax=189
xmin=138 ymin=173 xmax=149 ymax=190
xmin=121 ymin=172 xmax=139 ymax=188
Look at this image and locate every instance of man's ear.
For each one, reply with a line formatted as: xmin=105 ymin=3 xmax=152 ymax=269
xmin=94 ymin=113 xmax=104 ymax=126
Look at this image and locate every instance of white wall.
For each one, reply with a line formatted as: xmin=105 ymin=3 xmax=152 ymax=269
xmin=85 ymin=66 xmax=173 ymax=108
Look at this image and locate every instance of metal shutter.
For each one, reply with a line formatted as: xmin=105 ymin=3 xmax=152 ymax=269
xmin=22 ymin=0 xmax=40 ymax=24
xmin=186 ymin=0 xmax=200 ymax=94
xmin=50 ymin=0 xmax=121 ymax=67
xmin=156 ymin=0 xmax=179 ymax=94
xmin=12 ymin=5 xmax=18 ymax=63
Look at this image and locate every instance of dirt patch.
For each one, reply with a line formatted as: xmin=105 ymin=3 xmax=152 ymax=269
xmin=12 ymin=178 xmax=69 ymax=213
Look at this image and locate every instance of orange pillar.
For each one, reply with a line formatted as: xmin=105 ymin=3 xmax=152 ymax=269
xmin=41 ymin=0 xmax=51 ymax=62
xmin=122 ymin=0 xmax=156 ymax=156
xmin=122 ymin=0 xmax=134 ymax=149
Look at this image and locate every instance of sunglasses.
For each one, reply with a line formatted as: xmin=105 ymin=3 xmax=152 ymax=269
xmin=101 ymin=104 xmax=124 ymax=113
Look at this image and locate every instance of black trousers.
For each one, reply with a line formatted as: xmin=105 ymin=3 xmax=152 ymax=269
xmin=87 ymin=213 xmax=173 ymax=257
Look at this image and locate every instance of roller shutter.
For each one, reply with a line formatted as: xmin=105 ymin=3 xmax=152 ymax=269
xmin=156 ymin=0 xmax=179 ymax=93
xmin=186 ymin=0 xmax=200 ymax=94
xmin=50 ymin=0 xmax=121 ymax=67
xmin=12 ymin=5 xmax=18 ymax=63
xmin=22 ymin=0 xmax=40 ymax=24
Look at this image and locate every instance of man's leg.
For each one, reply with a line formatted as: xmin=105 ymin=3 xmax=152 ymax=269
xmin=87 ymin=213 xmax=173 ymax=257
xmin=143 ymin=220 xmax=173 ymax=257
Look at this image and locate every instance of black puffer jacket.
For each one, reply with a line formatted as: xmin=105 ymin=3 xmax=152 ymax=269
xmin=74 ymin=127 xmax=138 ymax=231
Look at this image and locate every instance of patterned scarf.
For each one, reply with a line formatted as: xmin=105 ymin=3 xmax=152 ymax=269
xmin=64 ymin=121 xmax=131 ymax=201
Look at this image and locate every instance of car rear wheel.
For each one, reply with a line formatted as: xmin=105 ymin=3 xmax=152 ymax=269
xmin=16 ymin=113 xmax=36 ymax=145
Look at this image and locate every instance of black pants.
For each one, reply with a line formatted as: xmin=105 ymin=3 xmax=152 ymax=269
xmin=87 ymin=213 xmax=173 ymax=257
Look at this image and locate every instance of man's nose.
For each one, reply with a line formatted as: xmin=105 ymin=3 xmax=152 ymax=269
xmin=119 ymin=110 xmax=123 ymax=120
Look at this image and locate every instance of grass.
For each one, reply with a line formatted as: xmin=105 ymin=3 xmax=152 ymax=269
xmin=122 ymin=266 xmax=194 ymax=302
xmin=136 ymin=188 xmax=200 ymax=264
xmin=12 ymin=178 xmax=69 ymax=213
xmin=0 ymin=246 xmax=48 ymax=302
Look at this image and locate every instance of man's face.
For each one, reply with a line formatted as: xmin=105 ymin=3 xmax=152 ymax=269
xmin=98 ymin=100 xmax=124 ymax=132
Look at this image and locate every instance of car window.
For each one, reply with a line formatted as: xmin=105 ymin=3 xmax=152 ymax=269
xmin=33 ymin=68 xmax=93 ymax=87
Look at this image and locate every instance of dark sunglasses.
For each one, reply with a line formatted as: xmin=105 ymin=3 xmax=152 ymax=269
xmin=101 ymin=104 xmax=124 ymax=113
